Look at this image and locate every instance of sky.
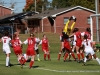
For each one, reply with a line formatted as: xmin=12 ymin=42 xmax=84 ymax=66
xmin=2 ymin=0 xmax=52 ymax=13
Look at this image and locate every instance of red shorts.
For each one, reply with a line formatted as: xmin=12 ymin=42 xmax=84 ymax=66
xmin=26 ymin=47 xmax=35 ymax=56
xmin=64 ymin=41 xmax=71 ymax=50
xmin=13 ymin=47 xmax=22 ymax=55
xmin=76 ymin=41 xmax=82 ymax=47
xmin=42 ymin=47 xmax=49 ymax=52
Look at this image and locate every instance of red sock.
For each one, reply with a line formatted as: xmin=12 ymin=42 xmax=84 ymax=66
xmin=21 ymin=56 xmax=26 ymax=64
xmin=58 ymin=54 xmax=61 ymax=60
xmin=80 ymin=52 xmax=84 ymax=59
xmin=77 ymin=53 xmax=80 ymax=61
xmin=64 ymin=53 xmax=68 ymax=60
xmin=30 ymin=61 xmax=34 ymax=68
xmin=48 ymin=54 xmax=50 ymax=60
xmin=19 ymin=59 xmax=23 ymax=65
xmin=71 ymin=53 xmax=76 ymax=60
xmin=44 ymin=54 xmax=47 ymax=60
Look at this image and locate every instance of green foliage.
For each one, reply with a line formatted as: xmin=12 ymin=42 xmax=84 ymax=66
xmin=52 ymin=0 xmax=96 ymax=10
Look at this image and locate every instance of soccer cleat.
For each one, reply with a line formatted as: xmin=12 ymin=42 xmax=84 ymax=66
xmin=82 ymin=63 xmax=86 ymax=66
xmin=21 ymin=64 xmax=23 ymax=69
xmin=38 ymin=58 xmax=40 ymax=61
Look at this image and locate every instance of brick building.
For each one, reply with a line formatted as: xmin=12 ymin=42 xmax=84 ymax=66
xmin=26 ymin=6 xmax=96 ymax=34
xmin=0 ymin=5 xmax=14 ymax=16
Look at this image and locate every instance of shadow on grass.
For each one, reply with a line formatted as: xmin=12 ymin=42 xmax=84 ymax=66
xmin=84 ymin=64 xmax=100 ymax=66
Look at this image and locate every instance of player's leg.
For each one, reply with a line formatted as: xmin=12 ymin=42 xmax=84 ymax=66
xmin=47 ymin=51 xmax=51 ymax=60
xmin=6 ymin=53 xmax=10 ymax=67
xmin=36 ymin=49 xmax=40 ymax=61
xmin=29 ymin=55 xmax=35 ymax=69
xmin=76 ymin=46 xmax=81 ymax=63
xmin=43 ymin=50 xmax=47 ymax=60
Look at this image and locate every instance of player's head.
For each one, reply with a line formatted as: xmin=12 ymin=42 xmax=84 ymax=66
xmin=30 ymin=33 xmax=34 ymax=37
xmin=86 ymin=27 xmax=91 ymax=33
xmin=4 ymin=31 xmax=9 ymax=36
xmin=43 ymin=34 xmax=47 ymax=39
xmin=72 ymin=28 xmax=78 ymax=33
xmin=84 ymin=34 xmax=88 ymax=39
xmin=13 ymin=33 xmax=17 ymax=39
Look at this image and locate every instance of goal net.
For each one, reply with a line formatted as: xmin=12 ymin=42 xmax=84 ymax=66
xmin=90 ymin=14 xmax=100 ymax=42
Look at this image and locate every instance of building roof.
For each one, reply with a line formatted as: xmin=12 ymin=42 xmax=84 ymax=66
xmin=26 ymin=6 xmax=95 ymax=20
xmin=0 ymin=5 xmax=14 ymax=11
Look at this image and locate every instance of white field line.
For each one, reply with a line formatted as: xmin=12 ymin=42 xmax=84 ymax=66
xmin=18 ymin=65 xmax=100 ymax=73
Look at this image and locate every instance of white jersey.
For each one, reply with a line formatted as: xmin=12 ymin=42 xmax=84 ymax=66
xmin=35 ymin=38 xmax=40 ymax=50
xmin=82 ymin=39 xmax=94 ymax=56
xmin=1 ymin=36 xmax=11 ymax=54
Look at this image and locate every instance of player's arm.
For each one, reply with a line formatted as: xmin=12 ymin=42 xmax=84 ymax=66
xmin=23 ymin=39 xmax=28 ymax=44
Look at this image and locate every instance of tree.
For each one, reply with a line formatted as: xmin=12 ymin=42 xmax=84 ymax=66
xmin=51 ymin=0 xmax=96 ymax=10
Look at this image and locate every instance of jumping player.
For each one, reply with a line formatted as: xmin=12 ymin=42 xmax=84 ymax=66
xmin=39 ymin=34 xmax=51 ymax=61
xmin=82 ymin=34 xmax=100 ymax=65
xmin=0 ymin=31 xmax=11 ymax=67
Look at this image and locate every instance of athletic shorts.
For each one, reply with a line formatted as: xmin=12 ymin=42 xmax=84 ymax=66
xmin=76 ymin=41 xmax=82 ymax=47
xmin=64 ymin=41 xmax=71 ymax=50
xmin=3 ymin=47 xmax=11 ymax=54
xmin=13 ymin=47 xmax=22 ymax=55
xmin=26 ymin=47 xmax=35 ymax=56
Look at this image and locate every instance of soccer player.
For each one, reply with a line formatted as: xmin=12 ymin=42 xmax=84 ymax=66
xmin=11 ymin=33 xmax=26 ymax=68
xmin=82 ymin=34 xmax=100 ymax=65
xmin=0 ymin=31 xmax=11 ymax=67
xmin=23 ymin=33 xmax=37 ymax=69
xmin=73 ymin=28 xmax=84 ymax=62
xmin=39 ymin=34 xmax=51 ymax=61
xmin=34 ymin=38 xmax=40 ymax=61
xmin=58 ymin=33 xmax=65 ymax=60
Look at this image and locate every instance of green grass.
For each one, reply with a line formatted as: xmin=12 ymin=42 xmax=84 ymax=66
xmin=0 ymin=33 xmax=100 ymax=75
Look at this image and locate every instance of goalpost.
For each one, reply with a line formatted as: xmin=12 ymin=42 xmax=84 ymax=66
xmin=90 ymin=14 xmax=100 ymax=42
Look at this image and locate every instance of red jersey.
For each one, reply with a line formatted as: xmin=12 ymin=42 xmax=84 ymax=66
xmin=75 ymin=31 xmax=82 ymax=47
xmin=84 ymin=31 xmax=91 ymax=39
xmin=23 ymin=37 xmax=36 ymax=56
xmin=11 ymin=39 xmax=22 ymax=55
xmin=42 ymin=38 xmax=49 ymax=51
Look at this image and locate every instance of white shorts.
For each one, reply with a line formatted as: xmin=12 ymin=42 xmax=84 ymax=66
xmin=3 ymin=47 xmax=11 ymax=54
xmin=84 ymin=48 xmax=95 ymax=56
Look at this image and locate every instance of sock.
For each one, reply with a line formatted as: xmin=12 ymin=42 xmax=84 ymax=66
xmin=71 ymin=53 xmax=76 ymax=60
xmin=29 ymin=61 xmax=34 ymax=68
xmin=96 ymin=58 xmax=100 ymax=64
xmin=44 ymin=54 xmax=47 ymax=60
xmin=6 ymin=57 xmax=9 ymax=66
xmin=80 ymin=52 xmax=84 ymax=59
xmin=77 ymin=53 xmax=80 ymax=61
xmin=21 ymin=56 xmax=26 ymax=64
xmin=84 ymin=57 xmax=87 ymax=63
xmin=37 ymin=54 xmax=39 ymax=59
xmin=48 ymin=54 xmax=50 ymax=60
xmin=58 ymin=53 xmax=61 ymax=60
xmin=64 ymin=53 xmax=68 ymax=60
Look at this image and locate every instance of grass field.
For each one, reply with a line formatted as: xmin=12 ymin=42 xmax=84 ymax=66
xmin=0 ymin=33 xmax=100 ymax=75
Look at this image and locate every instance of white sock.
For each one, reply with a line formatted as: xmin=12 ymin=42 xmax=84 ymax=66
xmin=6 ymin=57 xmax=9 ymax=66
xmin=96 ymin=58 xmax=100 ymax=64
xmin=37 ymin=54 xmax=39 ymax=59
xmin=84 ymin=57 xmax=87 ymax=63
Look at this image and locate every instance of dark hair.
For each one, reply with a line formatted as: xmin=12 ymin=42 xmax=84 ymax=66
xmin=43 ymin=34 xmax=46 ymax=37
xmin=13 ymin=34 xmax=17 ymax=40
xmin=72 ymin=28 xmax=78 ymax=33
xmin=4 ymin=31 xmax=9 ymax=36
xmin=84 ymin=34 xmax=88 ymax=45
xmin=30 ymin=33 xmax=34 ymax=37
xmin=86 ymin=27 xmax=91 ymax=33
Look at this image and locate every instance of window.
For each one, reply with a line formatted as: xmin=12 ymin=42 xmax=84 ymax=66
xmin=87 ymin=17 xmax=90 ymax=24
xmin=64 ymin=17 xmax=69 ymax=24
